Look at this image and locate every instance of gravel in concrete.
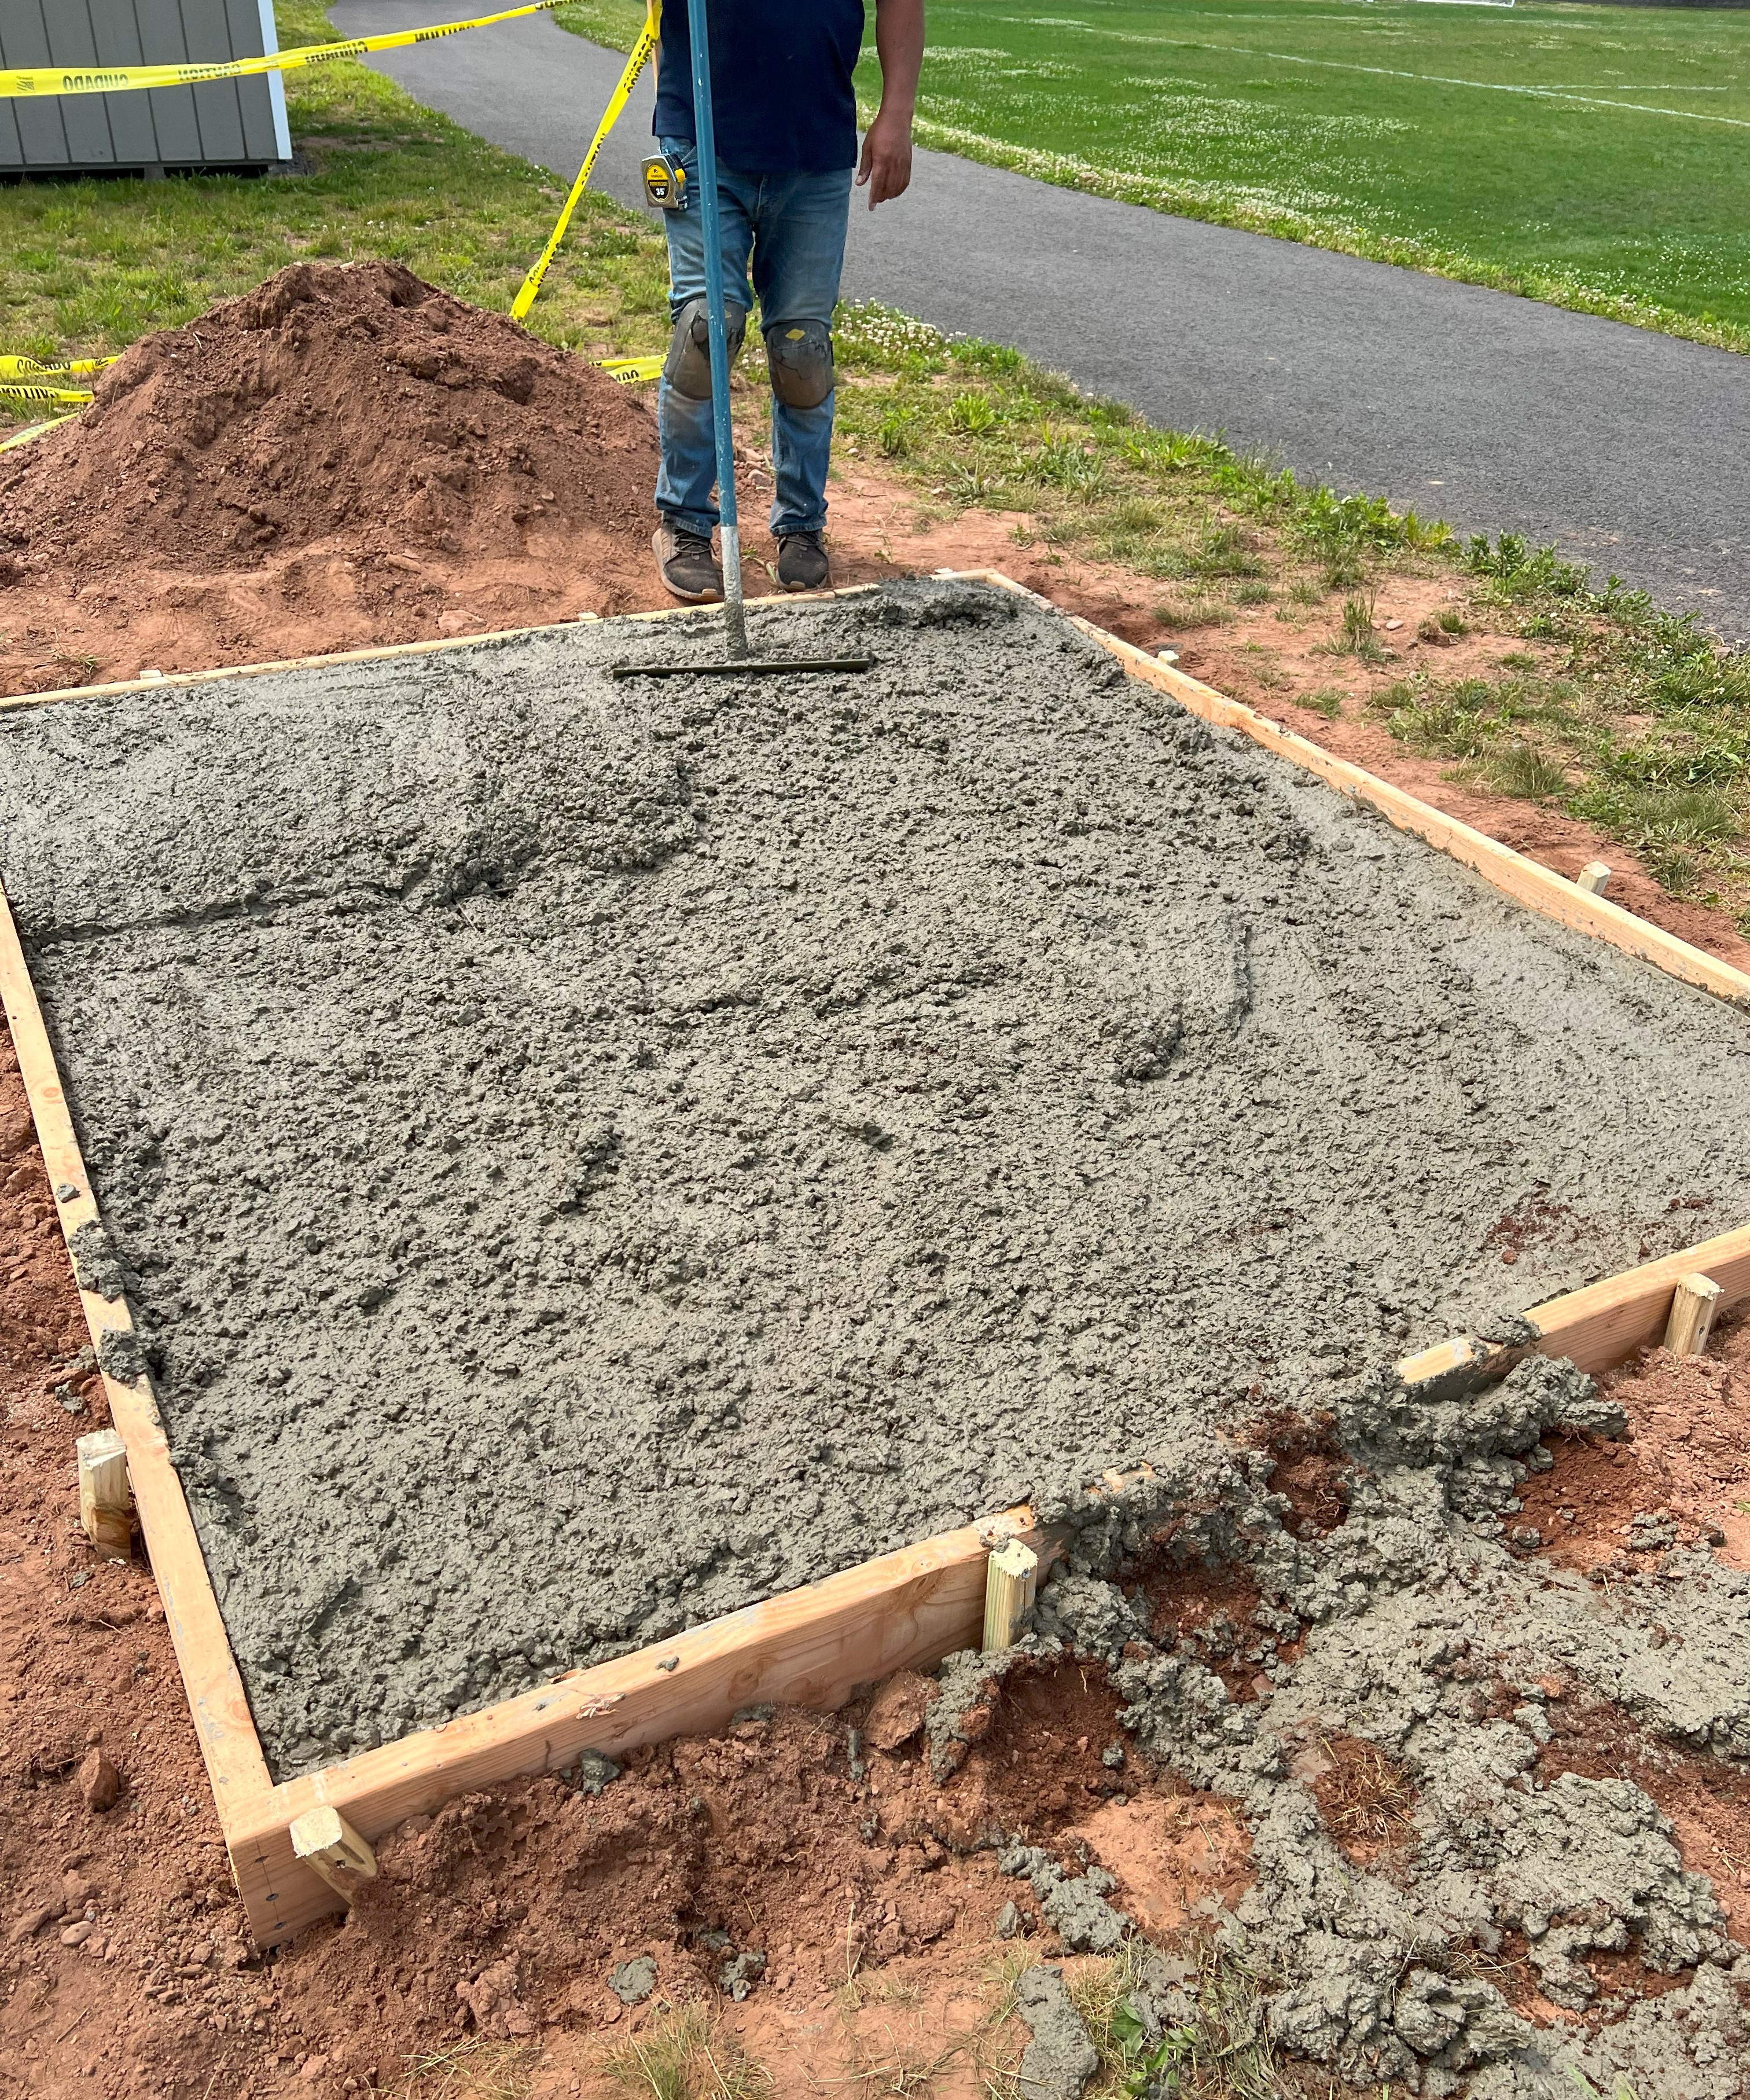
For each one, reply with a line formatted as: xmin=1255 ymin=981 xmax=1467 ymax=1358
xmin=5 ymin=581 xmax=1750 ymax=1776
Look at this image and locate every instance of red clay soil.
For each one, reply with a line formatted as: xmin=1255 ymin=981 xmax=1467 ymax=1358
xmin=1303 ymin=1734 xmax=1419 ymax=1875
xmin=1517 ymin=1309 xmax=1750 ymax=1573
xmin=0 ymin=259 xmax=663 ymax=684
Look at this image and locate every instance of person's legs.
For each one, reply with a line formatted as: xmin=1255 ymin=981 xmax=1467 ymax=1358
xmin=655 ymin=137 xmax=756 ymax=542
xmin=747 ymin=166 xmax=852 ymax=547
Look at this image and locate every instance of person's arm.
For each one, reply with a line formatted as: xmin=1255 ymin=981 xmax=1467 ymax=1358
xmin=856 ymin=0 xmax=924 ymax=208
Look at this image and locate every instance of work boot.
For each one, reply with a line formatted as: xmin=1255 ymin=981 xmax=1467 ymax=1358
xmin=777 ymin=530 xmax=830 ymax=592
xmin=653 ymin=521 xmax=722 ymax=603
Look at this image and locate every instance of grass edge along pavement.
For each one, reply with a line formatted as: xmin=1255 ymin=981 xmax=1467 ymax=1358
xmin=829 ymin=299 xmax=1750 ymax=931
xmin=3 ymin=6 xmax=1750 ymax=922
xmin=553 ymin=0 xmax=1750 ymax=361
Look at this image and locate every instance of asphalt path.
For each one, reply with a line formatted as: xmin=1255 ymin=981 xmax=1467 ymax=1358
xmin=332 ymin=2 xmax=1750 ymax=636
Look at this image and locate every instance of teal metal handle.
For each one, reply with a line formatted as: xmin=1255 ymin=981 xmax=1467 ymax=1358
xmin=685 ymin=0 xmax=747 ymax=656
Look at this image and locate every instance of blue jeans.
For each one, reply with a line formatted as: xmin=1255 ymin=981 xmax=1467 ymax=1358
xmin=655 ymin=136 xmax=852 ymax=541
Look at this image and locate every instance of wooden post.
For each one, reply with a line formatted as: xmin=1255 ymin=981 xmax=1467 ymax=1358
xmin=983 ymin=1539 xmax=1038 ymax=1651
xmin=1664 ymin=1272 xmax=1723 ymax=1357
xmin=76 ymin=1429 xmax=131 ymax=1562
xmin=1577 ymin=862 xmax=1612 ymax=896
xmin=289 ymin=1807 xmax=378 ymax=1900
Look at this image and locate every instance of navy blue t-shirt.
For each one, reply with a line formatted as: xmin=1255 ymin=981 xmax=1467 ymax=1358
xmin=653 ymin=1 xmax=866 ymax=174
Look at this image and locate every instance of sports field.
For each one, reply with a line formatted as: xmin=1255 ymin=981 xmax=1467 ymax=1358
xmin=884 ymin=0 xmax=1750 ymax=347
xmin=558 ymin=0 xmax=1750 ymax=351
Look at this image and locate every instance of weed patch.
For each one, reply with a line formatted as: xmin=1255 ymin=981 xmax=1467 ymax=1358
xmin=400 ymin=2039 xmax=539 ymax=2100
xmin=598 ymin=2003 xmax=774 ymax=2100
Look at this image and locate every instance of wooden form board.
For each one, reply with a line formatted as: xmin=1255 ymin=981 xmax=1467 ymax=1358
xmin=0 ymin=890 xmax=274 ymax=1827
xmin=3 ymin=572 xmax=1748 ymax=1947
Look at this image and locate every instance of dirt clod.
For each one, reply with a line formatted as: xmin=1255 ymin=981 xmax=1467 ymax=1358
xmin=77 ymin=1744 xmax=119 ymax=1812
xmin=863 ymin=1669 xmax=937 ymax=1752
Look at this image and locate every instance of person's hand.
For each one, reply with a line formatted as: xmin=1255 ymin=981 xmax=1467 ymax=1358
xmin=856 ymin=105 xmax=914 ymax=208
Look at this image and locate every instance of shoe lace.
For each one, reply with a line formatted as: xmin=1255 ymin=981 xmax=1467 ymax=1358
xmin=675 ymin=528 xmax=715 ymax=557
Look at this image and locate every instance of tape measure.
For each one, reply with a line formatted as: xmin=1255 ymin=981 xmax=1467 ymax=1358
xmin=0 ymin=5 xmax=561 ymax=100
xmin=641 ymin=155 xmax=686 ymax=211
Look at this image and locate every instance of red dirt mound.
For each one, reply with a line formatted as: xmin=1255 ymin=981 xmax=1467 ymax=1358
xmin=1 ymin=259 xmax=656 ymax=574
xmin=0 ymin=260 xmax=664 ymax=690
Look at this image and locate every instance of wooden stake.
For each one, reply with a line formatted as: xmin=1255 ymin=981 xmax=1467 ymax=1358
xmin=1664 ymin=1272 xmax=1723 ymax=1357
xmin=983 ymin=1539 xmax=1038 ymax=1652
xmin=289 ymin=1807 xmax=378 ymax=1899
xmin=1578 ymin=862 xmax=1612 ymax=896
xmin=76 ymin=1428 xmax=131 ymax=1562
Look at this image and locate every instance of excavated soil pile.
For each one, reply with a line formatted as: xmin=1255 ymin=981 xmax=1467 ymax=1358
xmin=5 ymin=580 xmax=1750 ymax=1784
xmin=0 ymin=260 xmax=661 ymax=686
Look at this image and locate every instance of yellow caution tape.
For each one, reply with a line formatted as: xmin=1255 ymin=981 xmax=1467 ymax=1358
xmin=0 ymin=354 xmax=116 ymax=380
xmin=0 ymin=4 xmax=560 ymax=100
xmin=0 ymin=381 xmax=93 ymax=407
xmin=598 ymin=355 xmax=664 ymax=384
xmin=0 ymin=418 xmax=67 ymax=454
xmin=511 ymin=1 xmax=660 ymax=321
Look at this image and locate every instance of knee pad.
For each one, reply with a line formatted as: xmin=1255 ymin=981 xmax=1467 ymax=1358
xmin=664 ymin=295 xmax=748 ymax=401
xmin=764 ymin=317 xmax=834 ymax=410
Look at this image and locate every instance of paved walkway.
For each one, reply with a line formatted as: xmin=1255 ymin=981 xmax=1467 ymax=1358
xmin=332 ymin=2 xmax=1750 ymax=636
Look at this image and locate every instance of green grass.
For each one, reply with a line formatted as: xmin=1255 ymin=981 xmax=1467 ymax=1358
xmin=0 ymin=0 xmax=668 ymax=420
xmin=1365 ymin=538 xmax=1750 ymax=915
xmin=597 ymin=2002 xmax=774 ymax=2100
xmin=557 ymin=0 xmax=1750 ymax=353
xmin=552 ymin=0 xmax=648 ymax=43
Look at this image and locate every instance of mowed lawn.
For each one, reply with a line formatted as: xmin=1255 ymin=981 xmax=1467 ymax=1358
xmin=891 ymin=0 xmax=1750 ymax=347
xmin=560 ymin=0 xmax=1750 ymax=351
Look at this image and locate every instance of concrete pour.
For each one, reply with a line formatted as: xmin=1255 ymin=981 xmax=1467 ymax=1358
xmin=5 ymin=579 xmax=1750 ymax=1778
xmin=949 ymin=1359 xmax=1750 ymax=2095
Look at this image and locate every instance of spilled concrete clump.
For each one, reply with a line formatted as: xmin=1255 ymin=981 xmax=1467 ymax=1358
xmin=5 ymin=581 xmax=1750 ymax=1778
xmin=932 ymin=1356 xmax=1750 ymax=2095
xmin=1014 ymin=1962 xmax=1100 ymax=2100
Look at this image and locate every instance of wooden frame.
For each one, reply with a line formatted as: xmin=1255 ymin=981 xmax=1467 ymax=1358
xmin=4 ymin=572 xmax=1748 ymax=1948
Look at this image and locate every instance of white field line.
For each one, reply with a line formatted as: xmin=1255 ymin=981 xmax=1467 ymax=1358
xmin=1081 ymin=28 xmax=1750 ymax=128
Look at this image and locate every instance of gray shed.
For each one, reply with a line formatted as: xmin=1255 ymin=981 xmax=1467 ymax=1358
xmin=0 ymin=1 xmax=292 ymax=177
